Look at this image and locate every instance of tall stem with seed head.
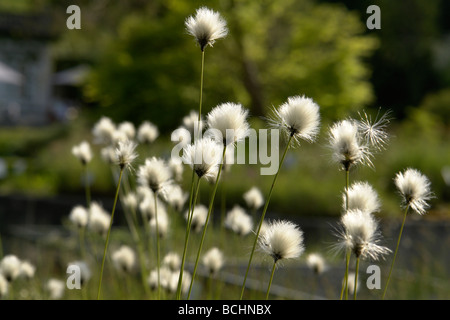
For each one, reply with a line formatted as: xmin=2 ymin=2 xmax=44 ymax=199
xmin=97 ymin=167 xmax=124 ymax=300
xmin=382 ymin=205 xmax=409 ymax=299
xmin=240 ymin=135 xmax=293 ymax=299
xmin=265 ymin=260 xmax=278 ymax=300
xmin=187 ymin=146 xmax=227 ymax=299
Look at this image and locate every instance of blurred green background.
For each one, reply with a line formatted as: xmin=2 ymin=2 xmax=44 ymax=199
xmin=0 ymin=0 xmax=449 ymax=218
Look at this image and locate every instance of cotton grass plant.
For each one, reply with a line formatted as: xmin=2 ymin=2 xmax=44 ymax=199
xmin=240 ymin=95 xmax=320 ymax=299
xmin=137 ymin=157 xmax=172 ymax=299
xmin=97 ymin=139 xmax=138 ymax=299
xmin=186 ymin=102 xmax=250 ymax=299
xmin=10 ymin=6 xmax=440 ymax=301
xmin=175 ymin=6 xmax=228 ymax=299
xmin=258 ymin=220 xmax=305 ymax=300
xmin=382 ymin=168 xmax=433 ymax=299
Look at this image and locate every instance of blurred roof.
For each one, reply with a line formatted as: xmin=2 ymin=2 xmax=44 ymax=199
xmin=52 ymin=64 xmax=90 ymax=86
xmin=0 ymin=11 xmax=57 ymax=40
xmin=0 ymin=60 xmax=23 ymax=85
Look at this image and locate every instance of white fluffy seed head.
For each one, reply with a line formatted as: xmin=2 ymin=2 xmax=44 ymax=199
xmin=92 ymin=116 xmax=116 ymax=145
xmin=139 ymin=190 xmax=166 ymax=221
xmin=100 ymin=146 xmax=116 ymax=164
xmin=182 ymin=110 xmax=204 ymax=136
xmin=163 ymin=183 xmax=188 ymax=212
xmin=117 ymin=121 xmax=136 ymax=140
xmin=162 ymin=252 xmax=181 ymax=272
xmin=243 ymin=187 xmax=264 ymax=211
xmin=202 ymin=247 xmax=225 ymax=276
xmin=115 ymin=139 xmax=138 ymax=170
xmin=19 ymin=261 xmax=36 ymax=279
xmin=344 ymin=181 xmax=381 ymax=214
xmin=185 ymin=204 xmax=208 ymax=233
xmin=137 ymin=121 xmax=159 ymax=144
xmin=206 ymin=102 xmax=250 ymax=146
xmin=269 ymin=95 xmax=321 ymax=146
xmin=357 ymin=109 xmax=392 ymax=151
xmin=328 ymin=119 xmax=372 ymax=170
xmin=168 ymin=157 xmax=185 ymax=182
xmin=149 ymin=206 xmax=169 ymax=238
xmin=394 ymin=168 xmax=433 ymax=215
xmin=112 ymin=245 xmax=136 ymax=274
xmin=224 ymin=205 xmax=253 ymax=236
xmin=185 ymin=6 xmax=228 ymax=51
xmin=72 ymin=141 xmax=93 ymax=165
xmin=88 ymin=202 xmax=111 ymax=236
xmin=258 ymin=220 xmax=305 ymax=263
xmin=335 ymin=209 xmax=391 ymax=260
xmin=46 ymin=278 xmax=65 ymax=300
xmin=306 ymin=253 xmax=327 ymax=275
xmin=0 ymin=255 xmax=21 ymax=282
xmin=137 ymin=157 xmax=172 ymax=193
xmin=182 ymin=138 xmax=223 ymax=182
xmin=69 ymin=205 xmax=89 ymax=228
xmin=122 ymin=192 xmax=138 ymax=212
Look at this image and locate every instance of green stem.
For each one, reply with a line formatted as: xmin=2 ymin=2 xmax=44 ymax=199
xmin=154 ymin=191 xmax=161 ymax=300
xmin=382 ymin=205 xmax=409 ymax=299
xmin=266 ymin=260 xmax=277 ymax=300
xmin=198 ymin=50 xmax=205 ymax=136
xmin=97 ymin=167 xmax=124 ymax=300
xmin=79 ymin=226 xmax=87 ymax=261
xmin=354 ymin=256 xmax=360 ymax=300
xmin=340 ymin=249 xmax=351 ymax=300
xmin=85 ymin=164 xmax=91 ymax=208
xmin=239 ymin=135 xmax=293 ymax=300
xmin=345 ymin=169 xmax=349 ymax=211
xmin=122 ymin=196 xmax=150 ymax=298
xmin=176 ymin=173 xmax=201 ymax=300
xmin=339 ymin=168 xmax=350 ymax=300
xmin=187 ymin=145 xmax=227 ymax=299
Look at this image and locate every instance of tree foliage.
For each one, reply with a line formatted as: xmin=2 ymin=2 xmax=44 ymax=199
xmin=80 ymin=0 xmax=378 ymax=131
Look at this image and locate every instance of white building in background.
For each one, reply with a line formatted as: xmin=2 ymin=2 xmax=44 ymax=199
xmin=0 ymin=11 xmax=89 ymax=126
xmin=0 ymin=12 xmax=55 ymax=125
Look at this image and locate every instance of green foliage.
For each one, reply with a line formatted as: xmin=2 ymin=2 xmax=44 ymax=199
xmin=83 ymin=0 xmax=378 ymax=132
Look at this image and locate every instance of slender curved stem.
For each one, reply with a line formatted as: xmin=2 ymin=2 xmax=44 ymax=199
xmin=340 ymin=249 xmax=351 ymax=300
xmin=78 ymin=226 xmax=87 ymax=261
xmin=239 ymin=135 xmax=293 ymax=300
xmin=265 ymin=260 xmax=277 ymax=300
xmin=339 ymin=168 xmax=350 ymax=300
xmin=382 ymin=205 xmax=409 ymax=299
xmin=198 ymin=50 xmax=205 ymax=133
xmin=176 ymin=173 xmax=201 ymax=299
xmin=345 ymin=169 xmax=349 ymax=211
xmin=97 ymin=167 xmax=124 ymax=300
xmin=353 ymin=256 xmax=360 ymax=300
xmin=187 ymin=146 xmax=227 ymax=299
xmin=154 ymin=191 xmax=161 ymax=300
xmin=85 ymin=165 xmax=91 ymax=208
